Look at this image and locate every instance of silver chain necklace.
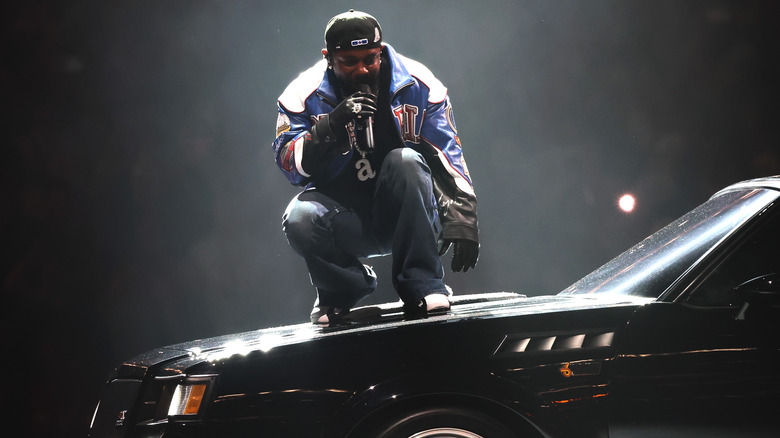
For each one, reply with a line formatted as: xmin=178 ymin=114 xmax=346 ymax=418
xmin=346 ymin=121 xmax=376 ymax=181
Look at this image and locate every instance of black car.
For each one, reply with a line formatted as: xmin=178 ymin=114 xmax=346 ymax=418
xmin=89 ymin=176 xmax=780 ymax=438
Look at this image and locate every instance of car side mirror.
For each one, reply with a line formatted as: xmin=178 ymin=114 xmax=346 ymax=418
xmin=734 ymin=273 xmax=780 ymax=320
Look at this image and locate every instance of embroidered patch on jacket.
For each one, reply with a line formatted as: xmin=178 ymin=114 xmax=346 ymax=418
xmin=446 ymin=104 xmax=458 ymax=134
xmin=276 ymin=113 xmax=291 ymax=138
xmin=280 ymin=141 xmax=295 ymax=173
xmin=392 ymin=104 xmax=421 ymax=143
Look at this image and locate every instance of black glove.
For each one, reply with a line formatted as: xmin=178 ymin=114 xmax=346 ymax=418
xmin=329 ymin=91 xmax=377 ymax=129
xmin=303 ymin=90 xmax=378 ymax=174
xmin=438 ymin=239 xmax=479 ymax=272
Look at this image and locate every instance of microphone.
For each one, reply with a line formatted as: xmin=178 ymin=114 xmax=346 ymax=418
xmin=358 ymin=84 xmax=374 ymax=151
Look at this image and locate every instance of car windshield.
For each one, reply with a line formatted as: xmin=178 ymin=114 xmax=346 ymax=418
xmin=559 ymin=188 xmax=778 ymax=298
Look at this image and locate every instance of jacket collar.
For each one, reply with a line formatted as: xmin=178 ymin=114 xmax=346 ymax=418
xmin=317 ymin=43 xmax=414 ymax=104
xmin=384 ymin=43 xmax=415 ymax=97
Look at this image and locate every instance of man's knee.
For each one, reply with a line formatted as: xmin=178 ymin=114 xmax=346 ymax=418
xmin=382 ymin=149 xmax=430 ymax=184
xmin=385 ymin=147 xmax=424 ymax=167
xmin=282 ymin=199 xmax=321 ymax=252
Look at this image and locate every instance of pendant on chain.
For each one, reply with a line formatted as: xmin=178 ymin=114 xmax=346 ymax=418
xmin=355 ymin=151 xmax=376 ymax=181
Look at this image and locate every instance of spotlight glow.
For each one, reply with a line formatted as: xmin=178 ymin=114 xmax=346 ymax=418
xmin=618 ymin=194 xmax=636 ymax=213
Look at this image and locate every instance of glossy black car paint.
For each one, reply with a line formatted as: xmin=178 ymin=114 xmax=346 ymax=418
xmin=89 ymin=177 xmax=780 ymax=438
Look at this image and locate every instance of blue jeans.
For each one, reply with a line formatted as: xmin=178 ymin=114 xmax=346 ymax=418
xmin=282 ymin=148 xmax=446 ymax=308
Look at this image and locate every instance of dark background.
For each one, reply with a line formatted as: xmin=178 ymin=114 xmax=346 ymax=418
xmin=3 ymin=0 xmax=779 ymax=436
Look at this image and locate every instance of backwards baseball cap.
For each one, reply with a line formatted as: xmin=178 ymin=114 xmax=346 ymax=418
xmin=324 ymin=9 xmax=382 ymax=52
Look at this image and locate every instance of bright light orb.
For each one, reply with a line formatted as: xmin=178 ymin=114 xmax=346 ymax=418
xmin=619 ymin=194 xmax=636 ymax=213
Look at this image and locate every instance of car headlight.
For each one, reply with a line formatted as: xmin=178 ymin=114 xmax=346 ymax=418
xmin=168 ymin=383 xmax=207 ymax=416
xmin=164 ymin=376 xmax=215 ymax=418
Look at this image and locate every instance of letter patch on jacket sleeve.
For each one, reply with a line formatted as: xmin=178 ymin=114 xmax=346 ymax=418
xmin=393 ymin=104 xmax=421 ymax=143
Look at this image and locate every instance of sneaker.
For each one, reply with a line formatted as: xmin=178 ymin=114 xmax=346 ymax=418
xmin=310 ymin=306 xmax=350 ymax=325
xmin=404 ymin=293 xmax=451 ymax=315
xmin=423 ymin=293 xmax=451 ymax=312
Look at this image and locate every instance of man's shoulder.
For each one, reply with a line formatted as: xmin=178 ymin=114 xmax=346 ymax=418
xmin=278 ymin=59 xmax=328 ymax=114
xmin=392 ymin=49 xmax=447 ymax=104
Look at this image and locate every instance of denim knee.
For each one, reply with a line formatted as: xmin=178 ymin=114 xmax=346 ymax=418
xmin=381 ymin=148 xmax=430 ymax=185
xmin=282 ymin=199 xmax=321 ymax=254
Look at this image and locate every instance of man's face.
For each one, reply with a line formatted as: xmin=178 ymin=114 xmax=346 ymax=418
xmin=323 ymin=47 xmax=381 ymax=93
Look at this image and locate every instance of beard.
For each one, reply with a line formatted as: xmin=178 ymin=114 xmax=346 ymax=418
xmin=339 ymin=72 xmax=379 ymax=96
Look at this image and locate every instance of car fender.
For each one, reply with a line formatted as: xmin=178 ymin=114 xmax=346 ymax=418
xmin=329 ymin=370 xmax=548 ymax=438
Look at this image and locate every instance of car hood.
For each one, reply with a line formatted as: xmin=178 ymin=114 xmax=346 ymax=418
xmin=113 ymin=292 xmax=651 ymax=378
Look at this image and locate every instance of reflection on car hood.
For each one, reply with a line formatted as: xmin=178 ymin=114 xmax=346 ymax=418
xmin=156 ymin=292 xmax=652 ymax=364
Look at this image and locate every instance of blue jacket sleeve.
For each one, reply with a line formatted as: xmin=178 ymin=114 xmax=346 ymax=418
xmin=420 ymin=97 xmax=479 ymax=243
xmin=272 ymin=105 xmax=312 ymax=186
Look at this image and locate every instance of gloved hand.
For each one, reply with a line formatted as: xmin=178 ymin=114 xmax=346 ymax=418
xmin=329 ymin=91 xmax=377 ymax=129
xmin=438 ymin=239 xmax=479 ymax=272
xmin=304 ymin=90 xmax=377 ymax=169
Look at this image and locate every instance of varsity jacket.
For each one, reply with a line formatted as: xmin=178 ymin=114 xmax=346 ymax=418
xmin=272 ymin=43 xmax=478 ymax=244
